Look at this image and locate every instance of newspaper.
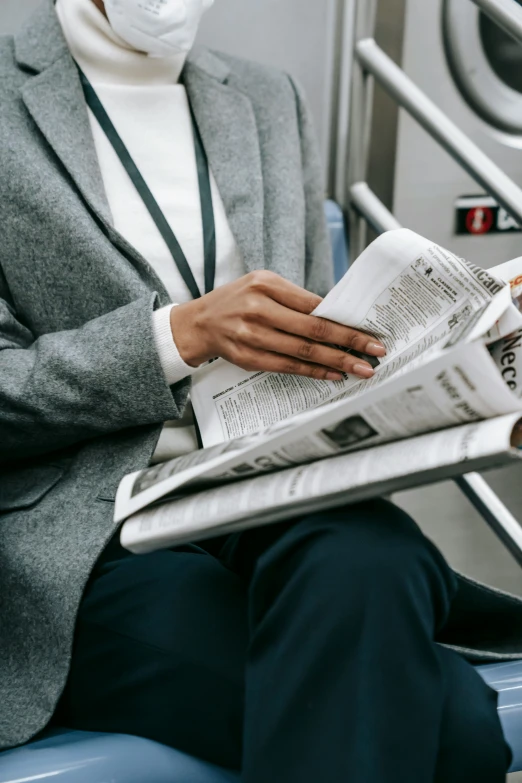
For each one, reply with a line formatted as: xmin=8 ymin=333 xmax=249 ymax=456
xmin=120 ymin=413 xmax=522 ymax=553
xmin=114 ymin=232 xmax=522 ymax=553
xmin=191 ymin=229 xmax=516 ymax=448
xmin=115 ymin=338 xmax=520 ymax=523
xmin=487 ymin=257 xmax=522 ymax=399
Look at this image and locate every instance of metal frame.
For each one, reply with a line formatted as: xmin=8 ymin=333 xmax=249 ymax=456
xmin=356 ymin=39 xmax=522 ymax=224
xmin=345 ymin=0 xmax=522 ymax=564
xmin=328 ymin=0 xmax=356 ymax=201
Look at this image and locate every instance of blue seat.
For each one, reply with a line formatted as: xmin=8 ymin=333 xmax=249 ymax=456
xmin=1 ymin=662 xmax=521 ymax=781
xmin=477 ymin=660 xmax=522 ymax=773
xmin=325 ymin=199 xmax=350 ymax=281
xmin=0 ymin=729 xmax=240 ymax=782
xmin=1 ymin=202 xmax=520 ymax=780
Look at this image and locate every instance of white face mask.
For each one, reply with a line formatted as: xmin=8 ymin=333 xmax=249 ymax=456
xmin=104 ymin=0 xmax=215 ymax=57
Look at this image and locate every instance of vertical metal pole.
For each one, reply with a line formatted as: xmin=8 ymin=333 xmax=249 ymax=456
xmin=325 ymin=0 xmax=350 ymax=198
xmin=344 ymin=0 xmax=379 ymax=258
xmin=332 ymin=0 xmax=356 ymax=203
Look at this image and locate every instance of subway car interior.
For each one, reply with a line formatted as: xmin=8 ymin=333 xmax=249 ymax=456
xmin=3 ymin=0 xmax=522 ymax=780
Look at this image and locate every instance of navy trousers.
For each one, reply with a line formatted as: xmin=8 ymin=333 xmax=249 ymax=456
xmin=56 ymin=499 xmax=511 ymax=782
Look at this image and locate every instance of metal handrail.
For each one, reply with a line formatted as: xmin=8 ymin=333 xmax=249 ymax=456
xmin=349 ymin=180 xmax=522 ymax=564
xmin=456 ymin=474 xmax=522 ymax=567
xmin=350 ymin=182 xmax=402 ymax=233
xmin=355 ymin=38 xmax=522 ymax=225
xmin=471 ymin=0 xmax=522 ymax=45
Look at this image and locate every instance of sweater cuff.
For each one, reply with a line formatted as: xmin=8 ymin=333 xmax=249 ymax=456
xmin=152 ymin=304 xmax=199 ymax=386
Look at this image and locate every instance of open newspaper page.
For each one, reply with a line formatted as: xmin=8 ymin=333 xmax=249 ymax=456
xmin=191 ymin=228 xmax=512 ymax=448
xmin=120 ymin=413 xmax=522 ymax=553
xmin=487 ymin=256 xmax=522 ymax=399
xmin=115 ymin=338 xmax=521 ymax=524
xmin=486 ymin=255 xmax=522 ymax=341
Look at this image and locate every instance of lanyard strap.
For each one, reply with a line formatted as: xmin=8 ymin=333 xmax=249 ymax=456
xmin=77 ymin=67 xmax=216 ymax=299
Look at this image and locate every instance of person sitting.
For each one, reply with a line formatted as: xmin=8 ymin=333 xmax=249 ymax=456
xmin=0 ymin=1 xmax=518 ymax=780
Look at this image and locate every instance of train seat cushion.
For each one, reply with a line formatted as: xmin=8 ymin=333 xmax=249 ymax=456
xmin=324 ymin=199 xmax=349 ymax=281
xmin=476 ymin=659 xmax=522 ymax=773
xmin=1 ymin=662 xmax=521 ymax=781
xmin=0 ymin=729 xmax=240 ymax=783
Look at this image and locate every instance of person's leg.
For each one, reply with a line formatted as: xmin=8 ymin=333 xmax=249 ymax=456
xmin=217 ymin=498 xmax=510 ymax=783
xmin=57 ymin=500 xmax=510 ymax=782
xmin=434 ymin=645 xmax=511 ymax=782
xmin=56 ymin=543 xmax=248 ymax=769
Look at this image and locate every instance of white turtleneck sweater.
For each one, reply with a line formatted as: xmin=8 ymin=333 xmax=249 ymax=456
xmin=56 ymin=0 xmax=244 ymax=461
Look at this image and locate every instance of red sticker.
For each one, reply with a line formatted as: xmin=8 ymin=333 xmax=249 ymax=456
xmin=465 ymin=207 xmax=494 ymax=235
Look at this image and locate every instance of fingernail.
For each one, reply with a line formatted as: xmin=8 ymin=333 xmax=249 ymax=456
xmin=326 ymin=372 xmax=343 ymax=381
xmin=368 ymin=341 xmax=386 ymax=356
xmin=353 ymin=362 xmax=374 ymax=378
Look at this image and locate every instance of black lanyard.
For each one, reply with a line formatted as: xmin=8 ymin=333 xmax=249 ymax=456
xmin=77 ymin=67 xmax=216 ymax=299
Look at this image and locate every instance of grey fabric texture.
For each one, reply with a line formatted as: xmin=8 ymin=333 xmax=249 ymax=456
xmin=0 ymin=0 xmax=521 ymax=752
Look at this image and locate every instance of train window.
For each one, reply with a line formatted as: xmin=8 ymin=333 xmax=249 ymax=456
xmin=443 ymin=0 xmax=522 ymax=135
xmin=479 ymin=2 xmax=522 ymax=96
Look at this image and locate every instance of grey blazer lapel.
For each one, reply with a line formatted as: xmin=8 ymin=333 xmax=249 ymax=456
xmin=183 ymin=50 xmax=265 ymax=273
xmin=15 ymin=1 xmax=173 ymax=303
xmin=15 ymin=3 xmax=265 ymax=283
xmin=15 ymin=0 xmax=112 ymax=226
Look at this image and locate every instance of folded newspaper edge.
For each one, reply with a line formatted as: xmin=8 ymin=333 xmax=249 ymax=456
xmin=120 ymin=413 xmax=522 ymax=554
xmin=114 ymin=338 xmax=521 ymax=524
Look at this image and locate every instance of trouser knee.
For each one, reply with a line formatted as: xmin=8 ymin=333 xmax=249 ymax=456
xmin=278 ymin=500 xmax=454 ymax=592
xmin=251 ymin=499 xmax=457 ymax=632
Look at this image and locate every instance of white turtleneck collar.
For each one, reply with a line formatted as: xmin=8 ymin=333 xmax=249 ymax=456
xmin=55 ymin=0 xmax=187 ymax=85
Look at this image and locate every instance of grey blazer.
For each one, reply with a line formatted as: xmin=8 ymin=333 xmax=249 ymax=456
xmin=1 ymin=0 xmax=522 ymax=752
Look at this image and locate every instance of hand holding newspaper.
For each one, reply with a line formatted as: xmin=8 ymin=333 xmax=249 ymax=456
xmin=115 ymin=229 xmax=522 ymax=553
xmin=191 ymin=229 xmax=515 ymax=447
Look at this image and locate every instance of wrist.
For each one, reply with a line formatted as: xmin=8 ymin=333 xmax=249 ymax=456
xmin=152 ymin=305 xmax=197 ymax=384
xmin=170 ymin=300 xmax=212 ymax=367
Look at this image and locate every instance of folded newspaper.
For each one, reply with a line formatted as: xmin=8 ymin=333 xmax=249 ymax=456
xmin=116 ymin=229 xmax=522 ymax=553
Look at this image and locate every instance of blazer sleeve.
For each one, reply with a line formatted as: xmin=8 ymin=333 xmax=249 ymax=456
xmin=0 ymin=269 xmax=188 ymax=465
xmin=289 ymin=76 xmax=334 ymax=298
